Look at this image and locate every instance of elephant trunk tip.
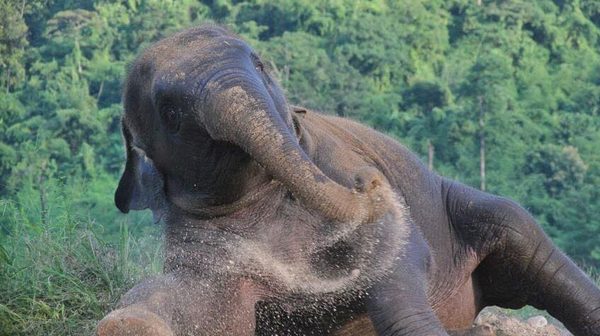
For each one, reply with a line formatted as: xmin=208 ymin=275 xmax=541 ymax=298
xmin=353 ymin=167 xmax=384 ymax=193
xmin=314 ymin=167 xmax=393 ymax=225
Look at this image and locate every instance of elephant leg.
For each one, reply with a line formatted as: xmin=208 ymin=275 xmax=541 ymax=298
xmin=331 ymin=315 xmax=494 ymax=336
xmin=97 ymin=272 xmax=259 ymax=336
xmin=367 ymin=231 xmax=452 ymax=336
xmin=97 ymin=304 xmax=173 ymax=336
xmin=445 ymin=181 xmax=600 ymax=336
xmin=97 ymin=275 xmax=177 ymax=336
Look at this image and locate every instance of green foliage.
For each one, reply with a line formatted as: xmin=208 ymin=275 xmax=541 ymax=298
xmin=0 ymin=0 xmax=28 ymax=92
xmin=1 ymin=0 xmax=600 ymax=333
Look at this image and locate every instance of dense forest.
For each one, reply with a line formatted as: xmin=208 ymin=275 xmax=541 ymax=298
xmin=1 ymin=0 xmax=599 ymax=334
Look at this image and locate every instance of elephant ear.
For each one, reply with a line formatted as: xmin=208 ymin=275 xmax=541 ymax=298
xmin=114 ymin=121 xmax=165 ymax=216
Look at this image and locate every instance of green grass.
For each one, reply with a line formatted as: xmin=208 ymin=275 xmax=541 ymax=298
xmin=0 ymin=177 xmax=163 ymax=336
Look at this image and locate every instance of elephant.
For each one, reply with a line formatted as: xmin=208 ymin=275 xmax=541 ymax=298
xmin=97 ymin=25 xmax=600 ymax=336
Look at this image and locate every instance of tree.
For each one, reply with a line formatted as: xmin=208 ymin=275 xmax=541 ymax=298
xmin=458 ymin=49 xmax=515 ymax=191
xmin=402 ymin=81 xmax=450 ymax=170
xmin=0 ymin=0 xmax=28 ymax=93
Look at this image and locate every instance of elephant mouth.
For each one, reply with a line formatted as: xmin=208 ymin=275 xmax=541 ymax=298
xmin=164 ymin=178 xmax=283 ymax=220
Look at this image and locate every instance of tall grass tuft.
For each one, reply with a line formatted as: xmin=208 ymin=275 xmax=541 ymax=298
xmin=0 ymin=176 xmax=162 ymax=336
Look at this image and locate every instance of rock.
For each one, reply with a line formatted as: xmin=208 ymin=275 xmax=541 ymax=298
xmin=527 ymin=315 xmax=548 ymax=328
xmin=474 ymin=307 xmax=571 ymax=336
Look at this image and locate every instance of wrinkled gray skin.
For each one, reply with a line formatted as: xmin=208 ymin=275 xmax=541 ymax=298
xmin=97 ymin=26 xmax=600 ymax=336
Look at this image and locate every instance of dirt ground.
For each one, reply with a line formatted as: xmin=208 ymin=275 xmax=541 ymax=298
xmin=475 ymin=307 xmax=573 ymax=336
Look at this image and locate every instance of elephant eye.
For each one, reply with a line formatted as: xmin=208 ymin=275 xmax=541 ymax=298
xmin=251 ymin=53 xmax=264 ymax=72
xmin=255 ymin=60 xmax=264 ymax=72
xmin=160 ymin=104 xmax=181 ymax=133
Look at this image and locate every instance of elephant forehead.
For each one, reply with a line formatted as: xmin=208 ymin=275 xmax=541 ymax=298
xmin=137 ymin=31 xmax=252 ymax=75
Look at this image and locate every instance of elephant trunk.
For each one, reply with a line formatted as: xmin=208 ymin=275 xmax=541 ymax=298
xmin=197 ymin=75 xmax=379 ymax=223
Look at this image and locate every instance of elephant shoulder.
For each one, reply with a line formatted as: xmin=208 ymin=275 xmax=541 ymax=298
xmin=289 ymin=106 xmax=364 ymax=140
xmin=291 ymin=106 xmax=440 ymax=196
xmin=295 ymin=109 xmax=398 ymax=156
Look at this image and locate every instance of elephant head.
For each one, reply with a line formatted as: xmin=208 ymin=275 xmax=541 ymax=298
xmin=115 ymin=25 xmax=387 ymax=223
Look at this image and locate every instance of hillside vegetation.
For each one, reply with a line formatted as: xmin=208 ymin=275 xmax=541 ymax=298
xmin=1 ymin=1 xmax=599 ymax=335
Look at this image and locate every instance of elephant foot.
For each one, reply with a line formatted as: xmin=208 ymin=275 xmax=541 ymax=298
xmin=97 ymin=306 xmax=174 ymax=336
xmin=449 ymin=324 xmax=495 ymax=336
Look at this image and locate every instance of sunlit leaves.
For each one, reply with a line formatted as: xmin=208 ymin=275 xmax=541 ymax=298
xmin=0 ymin=0 xmax=599 ymax=267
